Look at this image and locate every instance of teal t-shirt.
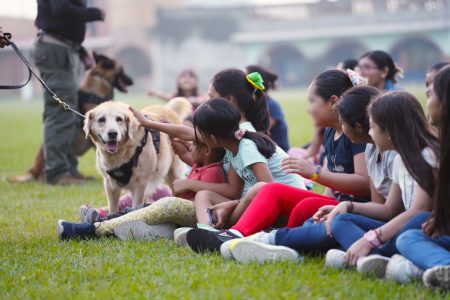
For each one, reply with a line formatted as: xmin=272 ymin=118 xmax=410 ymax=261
xmin=222 ymin=122 xmax=306 ymax=197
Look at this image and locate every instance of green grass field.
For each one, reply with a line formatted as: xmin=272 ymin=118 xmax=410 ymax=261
xmin=0 ymin=89 xmax=446 ymax=299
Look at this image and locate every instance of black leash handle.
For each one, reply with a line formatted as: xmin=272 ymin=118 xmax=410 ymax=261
xmin=0 ymin=33 xmax=85 ymax=118
xmin=0 ymin=33 xmax=32 ymax=90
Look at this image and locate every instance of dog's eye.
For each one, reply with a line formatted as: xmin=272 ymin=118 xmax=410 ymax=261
xmin=98 ymin=117 xmax=106 ymax=123
xmin=116 ymin=117 xmax=123 ymax=123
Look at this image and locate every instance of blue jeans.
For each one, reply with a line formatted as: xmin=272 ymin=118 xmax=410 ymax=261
xmin=331 ymin=212 xmax=430 ymax=257
xmin=274 ymin=218 xmax=338 ymax=253
xmin=397 ymin=212 xmax=450 ymax=270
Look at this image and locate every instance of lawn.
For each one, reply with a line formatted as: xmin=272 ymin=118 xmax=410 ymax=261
xmin=0 ymin=89 xmax=446 ymax=299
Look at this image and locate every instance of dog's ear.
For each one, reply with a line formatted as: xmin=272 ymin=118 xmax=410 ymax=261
xmin=126 ymin=113 xmax=140 ymax=141
xmin=93 ymin=51 xmax=100 ymax=64
xmin=83 ymin=110 xmax=94 ymax=139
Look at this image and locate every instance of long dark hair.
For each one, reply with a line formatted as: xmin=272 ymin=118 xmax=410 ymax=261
xmin=246 ymin=65 xmax=278 ymax=92
xmin=338 ymin=86 xmax=380 ymax=133
xmin=425 ymin=66 xmax=450 ymax=236
xmin=211 ymin=68 xmax=270 ymax=134
xmin=428 ymin=62 xmax=450 ymax=73
xmin=369 ymin=91 xmax=439 ymax=197
xmin=193 ymin=98 xmax=275 ymax=159
xmin=312 ymin=70 xmax=353 ymax=102
xmin=360 ymin=50 xmax=403 ymax=83
xmin=176 ymin=69 xmax=198 ymax=97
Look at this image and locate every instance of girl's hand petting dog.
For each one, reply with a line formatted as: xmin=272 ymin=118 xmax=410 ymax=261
xmin=210 ymin=200 xmax=239 ymax=229
xmin=281 ymin=157 xmax=316 ymax=179
xmin=129 ymin=106 xmax=151 ymax=126
xmin=345 ymin=237 xmax=373 ymax=266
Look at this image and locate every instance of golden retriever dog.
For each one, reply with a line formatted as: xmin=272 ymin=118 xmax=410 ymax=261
xmin=83 ymin=98 xmax=192 ymax=213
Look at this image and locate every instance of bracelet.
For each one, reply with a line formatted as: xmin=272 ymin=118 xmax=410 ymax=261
xmin=347 ymin=201 xmax=353 ymax=213
xmin=312 ymin=166 xmax=321 ymax=181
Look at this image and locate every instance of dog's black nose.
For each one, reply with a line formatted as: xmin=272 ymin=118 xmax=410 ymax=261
xmin=108 ymin=131 xmax=118 ymax=139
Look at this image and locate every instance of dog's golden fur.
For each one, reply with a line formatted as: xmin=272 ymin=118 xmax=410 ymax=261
xmin=84 ymin=98 xmax=192 ymax=213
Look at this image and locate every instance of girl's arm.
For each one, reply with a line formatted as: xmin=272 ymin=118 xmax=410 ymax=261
xmin=376 ymin=187 xmax=432 ymax=242
xmin=324 ymin=182 xmax=403 ymax=235
xmin=182 ymin=166 xmax=244 ymax=199
xmin=282 ymin=152 xmax=370 ymax=197
xmin=171 ymin=138 xmax=194 ymax=166
xmin=129 ymin=106 xmax=195 ymax=141
xmin=316 ymin=152 xmax=370 ymax=196
xmin=345 ymin=186 xmax=432 ymax=265
xmin=148 ymin=89 xmax=172 ymax=101
xmin=368 ymin=179 xmax=387 ymax=204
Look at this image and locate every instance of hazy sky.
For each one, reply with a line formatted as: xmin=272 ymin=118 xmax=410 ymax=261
xmin=0 ymin=0 xmax=318 ymax=20
xmin=1 ymin=0 xmax=37 ymax=19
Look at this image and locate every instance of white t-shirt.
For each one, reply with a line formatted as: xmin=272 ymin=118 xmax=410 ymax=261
xmin=392 ymin=147 xmax=438 ymax=209
xmin=365 ymin=144 xmax=397 ymax=199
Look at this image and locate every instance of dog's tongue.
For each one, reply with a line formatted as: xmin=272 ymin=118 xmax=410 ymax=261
xmin=106 ymin=141 xmax=119 ymax=153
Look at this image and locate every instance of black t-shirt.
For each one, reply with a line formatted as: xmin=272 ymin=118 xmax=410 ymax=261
xmin=323 ymin=128 xmax=369 ymax=202
xmin=36 ymin=0 xmax=102 ymax=43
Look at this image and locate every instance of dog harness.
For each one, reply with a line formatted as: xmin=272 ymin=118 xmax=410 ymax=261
xmin=106 ymin=128 xmax=160 ymax=186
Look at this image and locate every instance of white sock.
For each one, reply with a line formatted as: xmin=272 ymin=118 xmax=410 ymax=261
xmin=229 ymin=229 xmax=244 ymax=237
xmin=196 ymin=223 xmax=219 ymax=232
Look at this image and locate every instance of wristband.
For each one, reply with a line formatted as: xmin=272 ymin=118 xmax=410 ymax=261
xmin=347 ymin=201 xmax=353 ymax=213
xmin=364 ymin=230 xmax=383 ymax=248
xmin=312 ymin=166 xmax=321 ymax=181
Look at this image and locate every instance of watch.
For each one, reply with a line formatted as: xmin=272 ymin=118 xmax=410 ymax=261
xmin=312 ymin=166 xmax=321 ymax=181
xmin=364 ymin=230 xmax=383 ymax=248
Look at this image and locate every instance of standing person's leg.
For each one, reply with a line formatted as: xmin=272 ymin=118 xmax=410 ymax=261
xmin=231 ymin=183 xmax=334 ymax=236
xmin=33 ymin=40 xmax=80 ymax=184
xmin=287 ymin=197 xmax=340 ymax=228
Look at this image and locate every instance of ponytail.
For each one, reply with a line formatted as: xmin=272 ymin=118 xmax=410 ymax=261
xmin=238 ymin=130 xmax=276 ymax=159
xmin=212 ymin=68 xmax=270 ymax=134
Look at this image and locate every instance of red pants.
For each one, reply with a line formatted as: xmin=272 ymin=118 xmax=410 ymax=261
xmin=232 ymin=182 xmax=339 ymax=236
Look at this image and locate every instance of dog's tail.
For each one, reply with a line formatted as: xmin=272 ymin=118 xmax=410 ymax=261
xmin=165 ymin=97 xmax=193 ymax=121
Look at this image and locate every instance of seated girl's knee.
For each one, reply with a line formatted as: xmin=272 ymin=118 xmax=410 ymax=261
xmin=330 ymin=213 xmax=354 ymax=234
xmin=194 ymin=190 xmax=214 ymax=204
xmin=259 ymin=182 xmax=284 ymax=194
xmin=396 ymin=229 xmax=422 ymax=252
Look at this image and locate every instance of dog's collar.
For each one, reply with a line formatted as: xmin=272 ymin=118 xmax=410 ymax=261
xmin=106 ymin=127 xmax=160 ymax=186
xmin=78 ymin=90 xmax=111 ymax=114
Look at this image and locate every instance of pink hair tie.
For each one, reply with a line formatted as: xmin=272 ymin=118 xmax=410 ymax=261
xmin=234 ymin=128 xmax=247 ymax=140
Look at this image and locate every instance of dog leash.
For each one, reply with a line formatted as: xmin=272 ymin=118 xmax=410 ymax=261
xmin=1 ymin=33 xmax=85 ymax=118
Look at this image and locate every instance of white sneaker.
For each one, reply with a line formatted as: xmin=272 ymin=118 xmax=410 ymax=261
xmin=114 ymin=221 xmax=177 ymax=241
xmin=356 ymin=255 xmax=390 ymax=278
xmin=325 ymin=249 xmax=347 ymax=269
xmin=230 ymin=240 xmax=300 ymax=264
xmin=423 ymin=265 xmax=450 ymax=290
xmin=174 ymin=227 xmax=192 ymax=247
xmin=385 ymin=254 xmax=423 ymax=284
xmin=219 ymin=232 xmax=271 ymax=260
xmin=220 ymin=239 xmax=238 ymax=260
